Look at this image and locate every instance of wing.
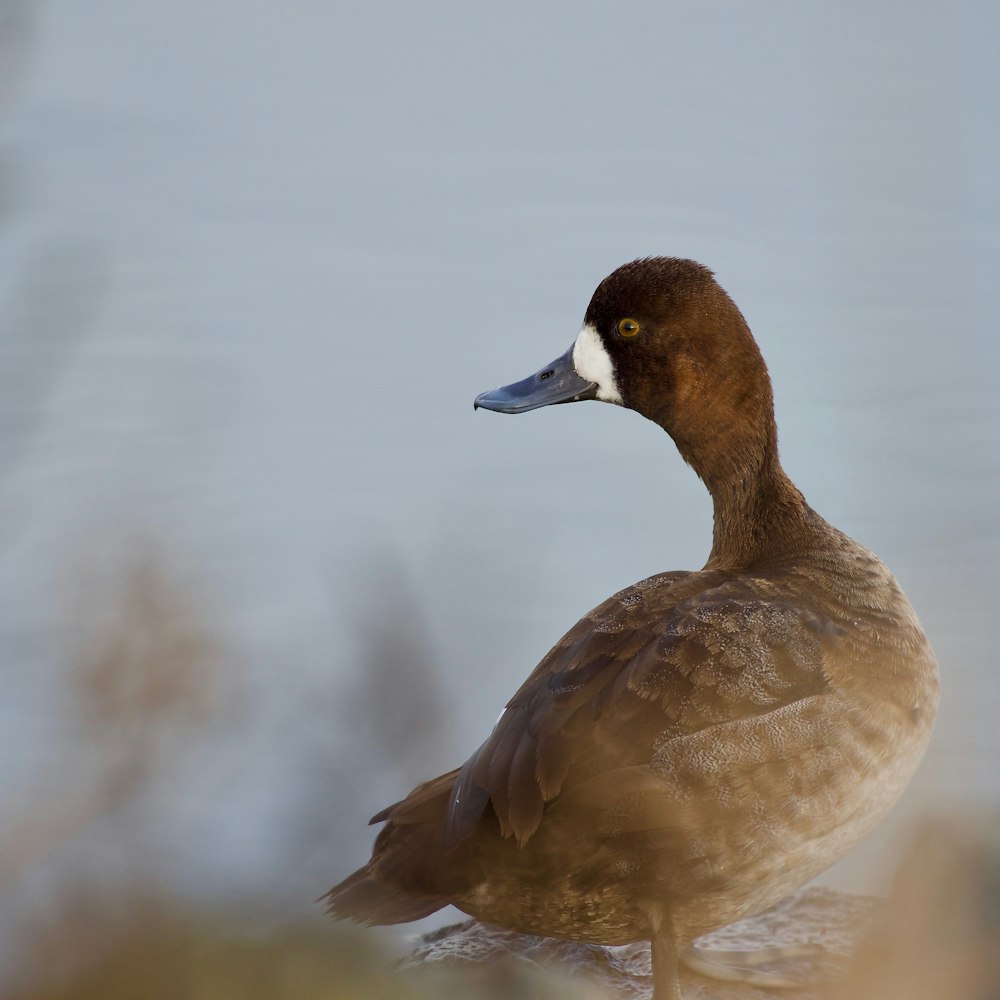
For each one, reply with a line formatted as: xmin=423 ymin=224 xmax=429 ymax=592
xmin=444 ymin=569 xmax=843 ymax=848
xmin=534 ymin=689 xmax=869 ymax=903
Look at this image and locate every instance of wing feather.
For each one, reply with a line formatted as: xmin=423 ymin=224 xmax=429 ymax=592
xmin=440 ymin=569 xmax=840 ymax=848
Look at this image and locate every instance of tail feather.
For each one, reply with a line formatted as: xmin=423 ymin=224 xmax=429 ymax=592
xmin=323 ymin=863 xmax=446 ymax=926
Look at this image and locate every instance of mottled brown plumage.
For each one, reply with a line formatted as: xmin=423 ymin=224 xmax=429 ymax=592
xmin=325 ymin=258 xmax=938 ymax=999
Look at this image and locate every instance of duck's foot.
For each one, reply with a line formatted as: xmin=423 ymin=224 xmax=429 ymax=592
xmin=680 ymin=942 xmax=824 ymax=990
xmin=651 ymin=933 xmax=682 ymax=1000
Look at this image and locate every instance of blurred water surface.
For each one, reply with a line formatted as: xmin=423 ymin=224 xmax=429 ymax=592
xmin=0 ymin=0 xmax=997 ymax=949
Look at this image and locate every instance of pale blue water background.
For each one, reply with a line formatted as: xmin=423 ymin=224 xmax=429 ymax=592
xmin=0 ymin=0 xmax=997 ymax=945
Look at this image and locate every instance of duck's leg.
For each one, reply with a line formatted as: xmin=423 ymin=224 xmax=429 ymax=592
xmin=680 ymin=941 xmax=823 ymax=989
xmin=650 ymin=933 xmax=682 ymax=1000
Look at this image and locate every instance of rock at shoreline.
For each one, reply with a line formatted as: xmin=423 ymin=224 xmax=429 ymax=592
xmin=403 ymin=887 xmax=877 ymax=999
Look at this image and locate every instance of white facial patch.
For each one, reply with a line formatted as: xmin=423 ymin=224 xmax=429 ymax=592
xmin=572 ymin=323 xmax=623 ymax=404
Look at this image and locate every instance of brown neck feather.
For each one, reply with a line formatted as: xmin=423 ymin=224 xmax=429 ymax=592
xmin=702 ymin=444 xmax=811 ymax=571
xmin=652 ymin=350 xmax=814 ymax=572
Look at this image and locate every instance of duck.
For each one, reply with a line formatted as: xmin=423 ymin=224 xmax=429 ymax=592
xmin=325 ymin=257 xmax=939 ymax=999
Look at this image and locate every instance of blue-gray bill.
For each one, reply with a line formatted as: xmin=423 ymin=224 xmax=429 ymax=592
xmin=474 ymin=345 xmax=598 ymax=414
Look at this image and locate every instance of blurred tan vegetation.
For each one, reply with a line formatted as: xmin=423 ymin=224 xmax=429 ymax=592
xmin=10 ymin=898 xmax=604 ymax=1000
xmin=829 ymin=813 xmax=1000 ymax=1000
xmin=1 ymin=537 xmax=235 ymax=889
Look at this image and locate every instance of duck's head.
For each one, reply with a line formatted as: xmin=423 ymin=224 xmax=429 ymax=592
xmin=475 ymin=257 xmax=779 ymax=495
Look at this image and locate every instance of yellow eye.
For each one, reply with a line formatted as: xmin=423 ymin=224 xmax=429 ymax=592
xmin=617 ymin=318 xmax=641 ymax=337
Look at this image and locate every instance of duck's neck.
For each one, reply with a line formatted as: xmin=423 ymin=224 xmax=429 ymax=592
xmin=668 ymin=416 xmax=814 ymax=572
xmin=703 ymin=450 xmax=812 ymax=571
